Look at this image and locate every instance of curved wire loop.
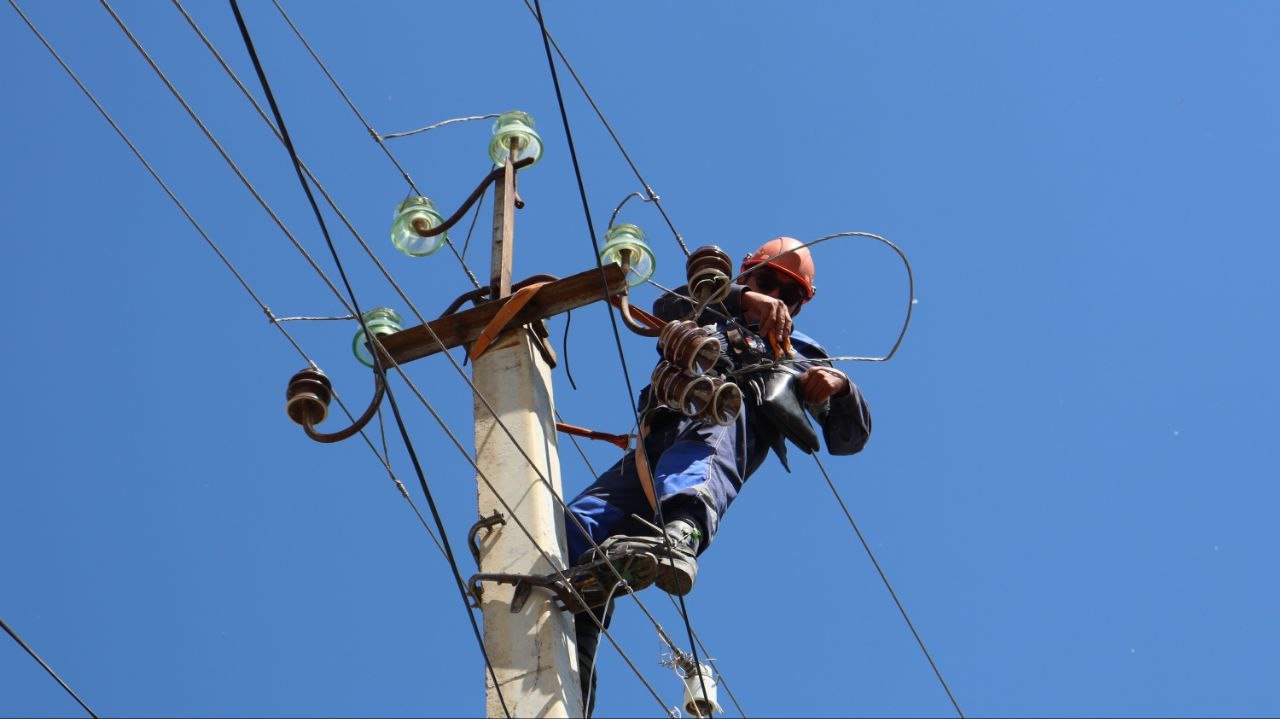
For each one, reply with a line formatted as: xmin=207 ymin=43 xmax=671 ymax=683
xmin=303 ymin=369 xmax=387 ymax=444
xmin=728 ymin=231 xmax=915 ymax=363
xmin=412 ymin=156 xmax=536 ymax=239
xmin=608 ymin=190 xmax=653 ymax=229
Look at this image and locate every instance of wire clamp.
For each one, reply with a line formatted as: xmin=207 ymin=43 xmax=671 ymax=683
xmin=467 ymin=510 xmax=507 ymax=566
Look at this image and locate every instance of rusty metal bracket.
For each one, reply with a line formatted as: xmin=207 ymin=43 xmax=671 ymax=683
xmin=465 ymin=547 xmax=649 ymax=614
xmin=467 ymin=571 xmax=592 ymax=614
xmin=467 ymin=510 xmax=506 ymax=566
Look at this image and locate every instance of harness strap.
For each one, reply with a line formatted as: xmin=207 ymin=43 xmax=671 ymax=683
xmin=469 ymin=282 xmax=550 ymax=360
xmin=633 ymin=411 xmax=659 ymax=512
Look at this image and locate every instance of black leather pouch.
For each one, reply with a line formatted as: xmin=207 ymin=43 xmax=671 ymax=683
xmin=754 ymin=367 xmax=820 ymax=454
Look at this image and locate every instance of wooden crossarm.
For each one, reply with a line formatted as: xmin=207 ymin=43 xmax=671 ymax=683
xmin=380 ymin=263 xmax=628 ymax=366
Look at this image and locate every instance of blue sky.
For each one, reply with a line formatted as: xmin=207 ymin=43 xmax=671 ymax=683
xmin=2 ymin=1 xmax=1278 ymax=717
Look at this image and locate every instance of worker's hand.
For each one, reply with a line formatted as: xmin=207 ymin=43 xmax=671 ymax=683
xmin=798 ymin=367 xmax=850 ymax=404
xmin=741 ymin=289 xmax=793 ymax=349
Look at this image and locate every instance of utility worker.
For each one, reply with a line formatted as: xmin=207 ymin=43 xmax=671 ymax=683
xmin=565 ymin=237 xmax=873 ymax=714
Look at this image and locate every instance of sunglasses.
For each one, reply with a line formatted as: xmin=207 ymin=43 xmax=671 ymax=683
xmin=751 ymin=268 xmax=807 ymax=308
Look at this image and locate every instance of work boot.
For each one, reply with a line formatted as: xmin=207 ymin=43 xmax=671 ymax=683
xmin=653 ymin=518 xmax=701 ymax=596
xmin=579 ymin=518 xmax=703 ymax=598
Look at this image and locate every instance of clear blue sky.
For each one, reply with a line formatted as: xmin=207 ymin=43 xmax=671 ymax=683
xmin=3 ymin=1 xmax=1278 ymax=717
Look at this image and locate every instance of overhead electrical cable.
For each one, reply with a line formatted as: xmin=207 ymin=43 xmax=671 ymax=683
xmin=558 ymin=427 xmax=748 ymax=718
xmin=0 ymin=617 xmax=98 ymax=718
xmin=223 ymin=1 xmax=512 ymax=714
xmin=517 ymin=0 xmax=689 ymax=257
xmin=811 ymin=453 xmax=964 ymax=718
xmin=265 ymin=0 xmax=481 ymax=290
xmin=172 ymin=7 xmax=736 ymax=707
xmin=528 ymin=0 xmax=716 ymax=707
xmin=168 ymin=0 xmax=476 ymax=373
xmin=6 ymin=0 xmax=440 ymax=557
xmin=21 ymin=0 xmax=699 ymax=712
xmin=167 ymin=7 xmax=696 ymax=708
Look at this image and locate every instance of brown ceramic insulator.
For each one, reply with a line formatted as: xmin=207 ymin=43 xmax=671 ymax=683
xmin=699 ymin=379 xmax=744 ymax=427
xmin=285 ymin=367 xmax=333 ymax=426
xmin=651 ymin=361 xmax=680 ymax=399
xmin=659 ymin=320 xmax=721 ymax=376
xmin=685 ymin=245 xmax=733 ymax=305
xmin=665 ymin=373 xmax=715 ymax=417
xmin=658 ymin=319 xmax=693 ymax=356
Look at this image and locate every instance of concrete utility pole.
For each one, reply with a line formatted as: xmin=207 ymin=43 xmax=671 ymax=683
xmin=378 ymin=148 xmax=627 ymax=718
xmin=470 ymin=154 xmax=580 ymax=718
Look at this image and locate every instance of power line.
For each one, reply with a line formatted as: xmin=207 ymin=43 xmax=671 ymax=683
xmin=811 ymin=453 xmax=964 ymax=718
xmin=223 ymin=2 xmax=511 ymax=715
xmin=527 ymin=0 xmax=716 ymax=709
xmin=96 ymin=0 xmax=722 ymax=708
xmin=164 ymin=6 xmax=687 ymax=708
xmin=7 ymin=0 xmax=440 ymax=559
xmin=517 ymin=0 xmax=690 ymax=257
xmin=0 ymin=617 xmax=98 ymax=718
xmin=20 ymin=1 xmax=685 ymax=712
xmin=557 ymin=422 xmax=748 ymax=718
xmin=266 ymin=0 xmax=482 ymax=290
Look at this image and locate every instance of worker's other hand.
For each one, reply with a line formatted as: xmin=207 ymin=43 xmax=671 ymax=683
xmin=798 ymin=367 xmax=850 ymax=404
xmin=741 ymin=289 xmax=793 ymax=347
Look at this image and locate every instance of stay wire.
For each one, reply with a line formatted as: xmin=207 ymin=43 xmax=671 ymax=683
xmin=528 ymin=0 xmax=714 ymax=707
xmin=172 ymin=6 xmax=684 ymax=705
xmin=0 ymin=617 xmax=97 ymax=718
xmin=518 ymin=0 xmax=689 ymax=257
xmin=224 ymin=2 xmax=510 ymax=715
xmin=9 ymin=0 xmax=441 ymax=557
xmin=267 ymin=0 xmax=481 ymax=290
xmin=811 ymin=453 xmax=964 ymax=718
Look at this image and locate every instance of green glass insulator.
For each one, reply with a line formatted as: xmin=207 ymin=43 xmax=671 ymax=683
xmin=391 ymin=196 xmax=447 ymax=257
xmin=600 ymin=223 xmax=656 ymax=287
xmin=489 ymin=110 xmax=543 ymax=167
xmin=352 ymin=307 xmax=404 ymax=367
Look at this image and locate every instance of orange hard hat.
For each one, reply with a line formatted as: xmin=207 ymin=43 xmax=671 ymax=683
xmin=740 ymin=237 xmax=816 ymax=302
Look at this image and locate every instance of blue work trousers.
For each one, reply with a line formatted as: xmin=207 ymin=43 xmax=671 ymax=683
xmin=564 ymin=408 xmax=750 ymax=563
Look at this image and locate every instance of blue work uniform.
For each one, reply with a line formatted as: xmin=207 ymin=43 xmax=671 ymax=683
xmin=563 ymin=283 xmax=872 ymax=563
xmin=566 ymin=284 xmax=872 ymax=716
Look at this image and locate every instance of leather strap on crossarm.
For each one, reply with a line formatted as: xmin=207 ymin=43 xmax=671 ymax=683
xmin=469 ymin=282 xmax=550 ymax=360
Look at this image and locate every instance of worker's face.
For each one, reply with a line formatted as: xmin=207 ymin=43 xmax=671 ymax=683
xmin=746 ymin=266 xmax=807 ymax=316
